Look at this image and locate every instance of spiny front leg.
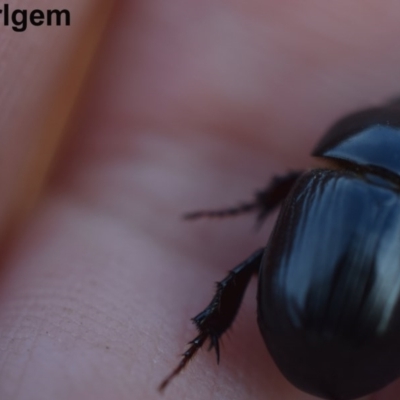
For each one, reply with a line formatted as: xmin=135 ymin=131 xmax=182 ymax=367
xmin=159 ymin=247 xmax=264 ymax=391
xmin=183 ymin=171 xmax=303 ymax=227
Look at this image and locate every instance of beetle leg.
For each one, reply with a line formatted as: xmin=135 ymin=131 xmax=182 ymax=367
xmin=183 ymin=171 xmax=303 ymax=227
xmin=159 ymin=247 xmax=264 ymax=391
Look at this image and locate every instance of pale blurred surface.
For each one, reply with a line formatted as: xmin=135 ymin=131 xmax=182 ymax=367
xmin=0 ymin=1 xmax=400 ymax=400
xmin=0 ymin=0 xmax=113 ymax=240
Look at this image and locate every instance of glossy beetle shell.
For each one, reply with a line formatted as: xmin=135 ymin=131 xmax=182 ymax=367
xmin=258 ymin=105 xmax=400 ymax=400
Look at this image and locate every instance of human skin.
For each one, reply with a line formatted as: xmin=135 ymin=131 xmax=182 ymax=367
xmin=1 ymin=1 xmax=400 ymax=399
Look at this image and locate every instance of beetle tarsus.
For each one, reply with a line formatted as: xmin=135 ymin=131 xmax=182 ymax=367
xmin=158 ymin=332 xmax=208 ymax=392
xmin=183 ymin=171 xmax=303 ymax=226
xmin=159 ymin=248 xmax=264 ymax=391
xmin=183 ymin=203 xmax=257 ymax=220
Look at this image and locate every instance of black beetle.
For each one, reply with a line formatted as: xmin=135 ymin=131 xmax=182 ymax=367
xmin=159 ymin=100 xmax=400 ymax=400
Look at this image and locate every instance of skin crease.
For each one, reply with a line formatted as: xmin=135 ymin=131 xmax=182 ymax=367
xmin=3 ymin=1 xmax=400 ymax=400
